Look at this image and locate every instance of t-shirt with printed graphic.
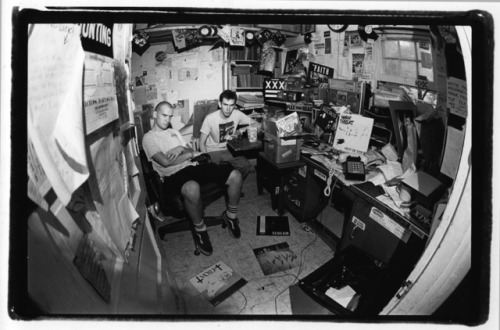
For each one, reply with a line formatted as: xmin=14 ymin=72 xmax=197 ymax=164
xmin=142 ymin=128 xmax=195 ymax=178
xmin=200 ymin=109 xmax=253 ymax=152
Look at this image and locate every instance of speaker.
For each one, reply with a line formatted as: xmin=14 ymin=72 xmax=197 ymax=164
xmin=326 ymin=90 xmax=338 ymax=105
xmin=346 ymin=94 xmax=360 ymax=113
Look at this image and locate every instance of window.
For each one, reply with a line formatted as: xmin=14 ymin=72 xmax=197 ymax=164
xmin=381 ymin=38 xmax=434 ymax=85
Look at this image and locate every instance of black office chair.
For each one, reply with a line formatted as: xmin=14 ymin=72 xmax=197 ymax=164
xmin=139 ymin=149 xmax=226 ymax=232
xmin=135 ymin=103 xmax=227 ymax=255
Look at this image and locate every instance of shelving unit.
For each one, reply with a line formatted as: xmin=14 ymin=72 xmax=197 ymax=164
xmin=227 ymin=44 xmax=274 ymax=92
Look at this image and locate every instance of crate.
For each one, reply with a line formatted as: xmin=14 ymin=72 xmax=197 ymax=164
xmin=263 ymin=132 xmax=301 ymax=163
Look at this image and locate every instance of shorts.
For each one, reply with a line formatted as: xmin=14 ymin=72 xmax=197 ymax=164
xmin=208 ymin=150 xmax=252 ymax=180
xmin=161 ymin=163 xmax=234 ymax=195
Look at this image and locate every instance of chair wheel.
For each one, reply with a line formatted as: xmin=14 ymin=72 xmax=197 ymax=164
xmin=222 ymin=221 xmax=227 ymax=229
xmin=194 ymin=248 xmax=200 ymax=256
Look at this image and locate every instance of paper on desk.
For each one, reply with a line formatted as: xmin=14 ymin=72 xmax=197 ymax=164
xmin=325 ymin=285 xmax=357 ymax=309
xmin=368 ymin=172 xmax=386 ymax=186
xmin=376 ymin=193 xmax=408 ymax=217
xmin=381 ymin=184 xmax=406 ymax=208
xmin=377 ymin=161 xmax=403 ymax=181
xmin=381 ymin=143 xmax=398 ymax=162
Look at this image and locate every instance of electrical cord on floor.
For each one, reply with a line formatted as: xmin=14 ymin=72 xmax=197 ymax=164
xmin=273 ymin=196 xmax=339 ymax=314
xmin=236 ymin=230 xmax=319 ymax=315
xmin=237 ymin=200 xmax=337 ymax=315
xmin=237 ymin=272 xmax=301 ymax=314
xmin=274 ymin=230 xmax=320 ymax=314
xmin=237 ymin=289 xmax=248 ymax=314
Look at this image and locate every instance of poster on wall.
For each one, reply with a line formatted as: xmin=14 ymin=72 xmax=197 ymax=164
xmin=28 ymin=24 xmax=89 ymax=206
xmin=307 ymin=62 xmax=334 ymax=88
xmin=229 ymin=26 xmax=245 ymax=46
xmin=83 ymin=53 xmax=119 ymax=134
xmin=28 ymin=137 xmax=51 ymax=211
xmin=172 ymin=29 xmax=202 ymax=50
xmin=79 ymin=23 xmax=114 ymax=58
xmin=113 ymin=60 xmax=130 ymax=126
xmin=447 ymin=77 xmax=467 ymax=118
xmin=352 ymin=53 xmax=365 ymax=75
xmin=113 ymin=23 xmax=132 ymax=63
xmin=344 ymin=30 xmax=363 ymax=47
xmin=88 ymin=133 xmax=138 ymax=258
xmin=146 ymin=83 xmax=158 ymax=101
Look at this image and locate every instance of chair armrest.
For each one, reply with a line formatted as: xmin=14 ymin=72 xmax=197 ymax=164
xmin=191 ymin=137 xmax=200 ymax=151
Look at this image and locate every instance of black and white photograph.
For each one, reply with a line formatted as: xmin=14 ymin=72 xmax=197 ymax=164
xmin=2 ymin=2 xmax=497 ymax=330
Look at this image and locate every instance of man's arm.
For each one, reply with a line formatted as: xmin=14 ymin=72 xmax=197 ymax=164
xmin=151 ymin=146 xmax=200 ymax=168
xmin=199 ymin=132 xmax=209 ymax=153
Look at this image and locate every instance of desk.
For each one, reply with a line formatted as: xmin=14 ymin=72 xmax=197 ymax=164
xmin=226 ymin=137 xmax=263 ymax=159
xmin=256 ymin=150 xmax=429 ymax=264
xmin=256 ymin=152 xmax=304 ymax=214
xmin=300 ymin=154 xmax=428 ymax=265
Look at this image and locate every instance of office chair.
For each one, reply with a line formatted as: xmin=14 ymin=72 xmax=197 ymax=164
xmin=135 ymin=104 xmax=227 ymax=255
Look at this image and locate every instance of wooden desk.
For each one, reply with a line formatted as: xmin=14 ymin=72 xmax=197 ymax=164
xmin=226 ymin=137 xmax=263 ymax=159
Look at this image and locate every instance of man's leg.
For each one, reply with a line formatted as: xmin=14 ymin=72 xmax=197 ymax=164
xmin=181 ymin=180 xmax=213 ymax=255
xmin=222 ymin=169 xmax=243 ymax=238
xmin=209 ymin=150 xmax=252 ymax=181
xmin=229 ymin=156 xmax=252 ymax=181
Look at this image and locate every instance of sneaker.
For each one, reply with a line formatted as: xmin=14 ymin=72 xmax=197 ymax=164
xmin=222 ymin=213 xmax=241 ymax=239
xmin=193 ymin=230 xmax=213 ymax=256
xmin=148 ymin=203 xmax=166 ymax=222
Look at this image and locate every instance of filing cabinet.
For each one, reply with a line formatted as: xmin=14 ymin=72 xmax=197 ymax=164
xmin=282 ymin=162 xmax=330 ymax=222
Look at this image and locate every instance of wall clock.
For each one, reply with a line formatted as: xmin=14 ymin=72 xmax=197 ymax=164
xmin=327 ymin=24 xmax=349 ymax=33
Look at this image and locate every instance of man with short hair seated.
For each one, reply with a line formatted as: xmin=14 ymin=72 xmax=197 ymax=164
xmin=199 ymin=89 xmax=254 ymax=181
xmin=142 ymin=101 xmax=243 ymax=256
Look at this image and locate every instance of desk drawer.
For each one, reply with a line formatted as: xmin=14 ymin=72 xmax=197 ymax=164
xmin=284 ymin=189 xmax=329 ymax=223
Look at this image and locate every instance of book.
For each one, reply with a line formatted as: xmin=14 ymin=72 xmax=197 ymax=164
xmin=256 ymin=215 xmax=290 ymax=236
xmin=253 ymin=242 xmax=299 ymax=275
xmin=189 ymin=261 xmax=247 ymax=306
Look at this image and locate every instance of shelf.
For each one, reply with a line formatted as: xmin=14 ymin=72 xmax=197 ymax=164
xmin=234 ymin=87 xmax=263 ymax=91
xmin=231 ymin=60 xmax=260 ymax=65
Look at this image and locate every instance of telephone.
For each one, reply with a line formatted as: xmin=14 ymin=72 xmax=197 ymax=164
xmin=342 ymin=156 xmax=366 ymax=181
xmin=337 ymin=152 xmax=368 ymax=165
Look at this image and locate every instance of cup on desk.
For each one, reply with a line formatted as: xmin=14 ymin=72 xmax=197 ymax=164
xmin=248 ymin=126 xmax=258 ymax=143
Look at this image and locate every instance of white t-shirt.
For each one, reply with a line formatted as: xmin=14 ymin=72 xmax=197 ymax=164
xmin=200 ymin=109 xmax=253 ymax=152
xmin=142 ymin=128 xmax=195 ymax=178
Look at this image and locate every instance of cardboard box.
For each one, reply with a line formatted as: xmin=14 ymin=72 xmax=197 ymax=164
xmin=264 ymin=132 xmax=302 ymax=163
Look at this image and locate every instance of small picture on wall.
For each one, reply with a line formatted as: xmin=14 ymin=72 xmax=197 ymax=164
xmin=301 ymin=24 xmax=315 ymax=35
xmin=345 ymin=31 xmax=363 ymax=47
